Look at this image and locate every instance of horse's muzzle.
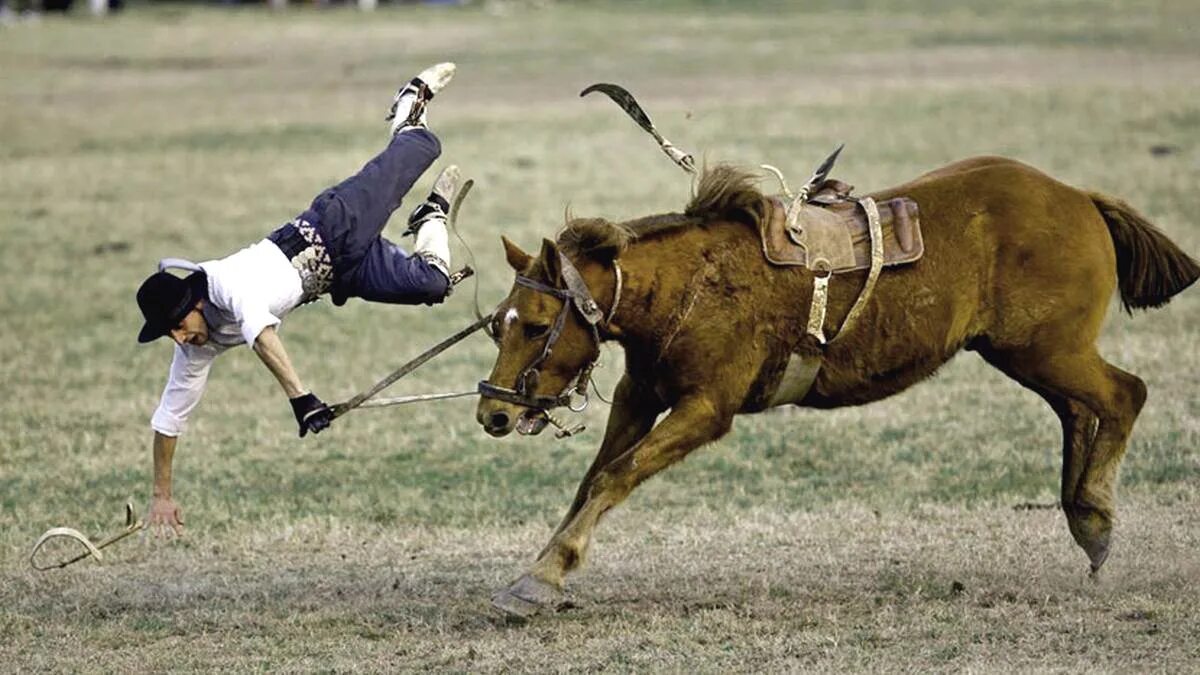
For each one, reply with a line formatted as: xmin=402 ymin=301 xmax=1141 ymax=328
xmin=476 ymin=399 xmax=549 ymax=437
xmin=476 ymin=394 xmax=516 ymax=436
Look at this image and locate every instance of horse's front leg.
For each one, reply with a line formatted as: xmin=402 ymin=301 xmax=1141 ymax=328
xmin=550 ymin=373 xmax=666 ymax=539
xmin=492 ymin=394 xmax=732 ymax=617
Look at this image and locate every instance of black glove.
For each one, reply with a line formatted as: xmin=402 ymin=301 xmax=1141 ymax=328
xmin=290 ymin=393 xmax=333 ymax=438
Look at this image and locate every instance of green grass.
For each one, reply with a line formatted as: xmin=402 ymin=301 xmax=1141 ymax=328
xmin=1 ymin=0 xmax=1198 ymax=670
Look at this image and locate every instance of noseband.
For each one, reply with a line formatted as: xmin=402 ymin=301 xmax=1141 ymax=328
xmin=478 ymin=251 xmax=621 ymax=412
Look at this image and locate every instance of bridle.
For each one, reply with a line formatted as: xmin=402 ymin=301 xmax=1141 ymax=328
xmin=477 ymin=251 xmax=622 ymax=413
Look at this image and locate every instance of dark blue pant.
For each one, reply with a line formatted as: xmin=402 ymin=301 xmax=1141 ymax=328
xmin=302 ymin=130 xmax=450 ymax=306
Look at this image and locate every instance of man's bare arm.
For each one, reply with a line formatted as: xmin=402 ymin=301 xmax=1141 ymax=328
xmin=148 ymin=431 xmax=185 ymax=537
xmin=253 ymin=325 xmax=333 ymax=437
xmin=253 ymin=325 xmax=306 ymax=398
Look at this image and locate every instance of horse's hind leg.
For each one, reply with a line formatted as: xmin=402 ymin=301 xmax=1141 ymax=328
xmin=982 ymin=346 xmax=1145 ymax=573
xmin=978 ymin=348 xmax=1097 ymax=531
xmin=1071 ymin=360 xmax=1146 ymax=573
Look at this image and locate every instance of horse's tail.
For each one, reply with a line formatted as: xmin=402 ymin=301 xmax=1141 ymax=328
xmin=1089 ymin=191 xmax=1199 ymax=312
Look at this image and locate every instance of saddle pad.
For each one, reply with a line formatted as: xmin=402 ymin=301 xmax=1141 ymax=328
xmin=760 ymin=194 xmax=924 ymax=273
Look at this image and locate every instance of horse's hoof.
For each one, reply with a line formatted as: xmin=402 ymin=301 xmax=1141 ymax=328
xmin=490 ymin=573 xmax=562 ymax=619
xmin=490 ymin=588 xmax=541 ymax=619
xmin=1087 ymin=541 xmax=1110 ymax=577
xmin=1067 ymin=502 xmax=1112 ymax=571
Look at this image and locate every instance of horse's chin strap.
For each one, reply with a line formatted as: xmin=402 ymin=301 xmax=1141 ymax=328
xmin=478 ymin=253 xmax=623 ymax=413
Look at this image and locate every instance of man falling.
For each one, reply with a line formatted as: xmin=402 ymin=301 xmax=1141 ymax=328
xmin=134 ymin=63 xmax=460 ymax=538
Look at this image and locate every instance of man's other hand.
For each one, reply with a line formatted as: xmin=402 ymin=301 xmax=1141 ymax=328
xmin=147 ymin=495 xmax=184 ymax=539
xmin=290 ymin=392 xmax=333 ymax=438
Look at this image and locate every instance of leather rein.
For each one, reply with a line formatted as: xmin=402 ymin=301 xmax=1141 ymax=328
xmin=477 ymin=251 xmax=621 ymax=413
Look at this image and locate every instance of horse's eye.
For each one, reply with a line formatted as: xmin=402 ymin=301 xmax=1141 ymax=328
xmin=524 ymin=323 xmax=550 ymax=340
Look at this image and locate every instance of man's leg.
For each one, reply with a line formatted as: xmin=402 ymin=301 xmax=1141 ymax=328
xmin=340 ymin=166 xmax=459 ymax=306
xmin=345 ymin=237 xmax=450 ymax=306
xmin=317 ymin=61 xmax=455 ymax=238
xmin=300 ymin=62 xmax=455 ymax=305
xmin=310 ymin=128 xmax=442 ymax=263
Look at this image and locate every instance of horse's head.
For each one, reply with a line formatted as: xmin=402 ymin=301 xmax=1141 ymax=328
xmin=476 ymin=235 xmax=612 ymax=437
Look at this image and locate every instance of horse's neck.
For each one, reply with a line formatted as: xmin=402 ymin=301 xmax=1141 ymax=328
xmin=604 ymin=237 xmax=706 ymax=353
xmin=598 ymin=215 xmax=705 ymax=346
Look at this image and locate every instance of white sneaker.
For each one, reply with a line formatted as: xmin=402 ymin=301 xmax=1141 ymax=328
xmin=429 ymin=163 xmax=461 ymax=206
xmin=387 ymin=62 xmax=457 ymax=135
xmin=404 ymin=164 xmax=461 ymax=236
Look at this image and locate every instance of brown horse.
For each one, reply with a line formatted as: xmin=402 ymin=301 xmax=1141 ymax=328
xmin=476 ymin=156 xmax=1198 ymax=617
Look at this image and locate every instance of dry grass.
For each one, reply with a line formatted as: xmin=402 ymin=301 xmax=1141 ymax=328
xmin=5 ymin=495 xmax=1199 ymax=671
xmin=1 ymin=1 xmax=1198 ymax=671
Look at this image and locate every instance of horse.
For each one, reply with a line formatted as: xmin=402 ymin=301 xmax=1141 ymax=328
xmin=475 ymin=156 xmax=1199 ymax=617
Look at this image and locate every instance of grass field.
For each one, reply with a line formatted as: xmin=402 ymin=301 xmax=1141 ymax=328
xmin=2 ymin=1 xmax=1198 ymax=671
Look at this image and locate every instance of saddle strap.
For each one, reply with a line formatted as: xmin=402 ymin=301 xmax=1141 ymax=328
xmin=831 ymin=197 xmax=884 ymax=344
xmin=803 ymin=197 xmax=883 ymax=345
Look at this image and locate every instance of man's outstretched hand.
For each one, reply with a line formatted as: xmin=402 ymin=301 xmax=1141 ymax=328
xmin=290 ymin=392 xmax=333 ymax=438
xmin=147 ymin=495 xmax=184 ymax=539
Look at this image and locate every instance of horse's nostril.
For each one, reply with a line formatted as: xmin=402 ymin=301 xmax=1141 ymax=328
xmin=488 ymin=411 xmax=511 ymax=430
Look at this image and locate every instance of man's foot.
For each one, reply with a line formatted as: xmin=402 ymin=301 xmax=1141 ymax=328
xmin=404 ymin=164 xmax=461 ymax=237
xmin=387 ymin=62 xmax=456 ymax=135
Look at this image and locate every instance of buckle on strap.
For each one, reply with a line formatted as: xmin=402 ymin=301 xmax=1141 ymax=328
xmin=805 ymin=262 xmax=832 ymax=344
xmin=558 ymin=252 xmax=604 ymax=325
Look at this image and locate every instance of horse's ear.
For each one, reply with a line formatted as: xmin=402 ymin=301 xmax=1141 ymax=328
xmin=538 ymin=238 xmax=562 ymax=283
xmin=502 ymin=236 xmax=533 ymax=272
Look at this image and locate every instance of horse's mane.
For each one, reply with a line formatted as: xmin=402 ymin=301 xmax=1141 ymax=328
xmin=685 ymin=164 xmax=766 ymax=226
xmin=557 ymin=165 xmax=765 ymax=261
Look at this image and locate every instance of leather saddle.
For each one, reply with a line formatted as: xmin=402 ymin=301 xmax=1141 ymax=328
xmin=759 ymin=180 xmax=924 ymax=273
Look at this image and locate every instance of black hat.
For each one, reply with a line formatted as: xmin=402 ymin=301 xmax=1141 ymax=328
xmin=136 ymin=270 xmax=208 ymax=343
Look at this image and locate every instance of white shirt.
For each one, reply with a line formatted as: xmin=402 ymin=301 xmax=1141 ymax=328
xmin=150 ymin=239 xmax=304 ymax=436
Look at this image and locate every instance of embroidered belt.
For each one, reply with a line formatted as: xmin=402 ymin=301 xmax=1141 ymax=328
xmin=267 ymin=219 xmax=334 ymax=303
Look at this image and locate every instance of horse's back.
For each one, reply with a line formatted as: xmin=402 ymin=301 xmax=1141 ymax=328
xmin=872 ymin=156 xmax=1115 ymax=278
xmin=806 ymin=156 xmax=1118 ymax=405
xmin=873 ymin=155 xmax=1093 ymax=208
xmin=878 ymin=156 xmax=1118 ymax=348
xmin=902 ymin=155 xmax=1025 ymax=184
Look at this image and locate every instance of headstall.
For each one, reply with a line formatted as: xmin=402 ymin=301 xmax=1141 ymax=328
xmin=477 ymin=252 xmax=622 ymax=413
